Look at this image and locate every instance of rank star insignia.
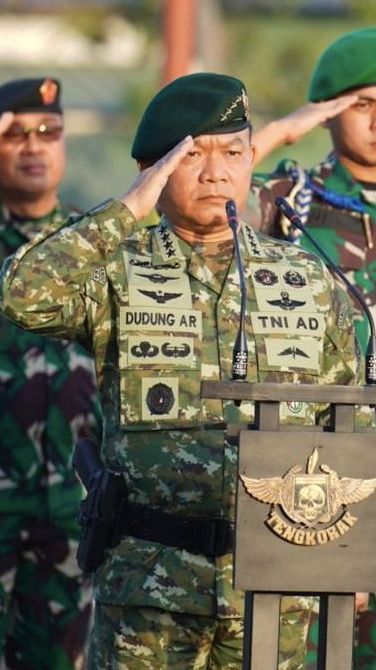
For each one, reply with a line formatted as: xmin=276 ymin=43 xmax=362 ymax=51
xmin=267 ymin=291 xmax=306 ymax=311
xmin=240 ymin=447 xmax=376 ymax=546
xmin=39 ymin=78 xmax=58 ymax=105
xmin=254 ymin=268 xmax=278 ymax=286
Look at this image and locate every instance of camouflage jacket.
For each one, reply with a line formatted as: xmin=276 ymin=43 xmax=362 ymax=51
xmin=0 ymin=199 xmax=361 ymax=616
xmin=252 ymin=154 xmax=376 ymax=353
xmin=0 ymin=203 xmax=102 ymax=516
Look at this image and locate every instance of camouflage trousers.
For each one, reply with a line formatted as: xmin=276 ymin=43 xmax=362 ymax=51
xmin=87 ymin=597 xmax=313 ymax=670
xmin=305 ymin=595 xmax=376 ymax=670
xmin=0 ymin=512 xmax=92 ymax=670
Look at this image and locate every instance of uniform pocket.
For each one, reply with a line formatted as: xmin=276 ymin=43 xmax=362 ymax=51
xmin=118 ymin=306 xmax=203 ymax=430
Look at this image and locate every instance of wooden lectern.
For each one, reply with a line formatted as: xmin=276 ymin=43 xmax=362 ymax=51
xmin=201 ymin=381 xmax=376 ymax=670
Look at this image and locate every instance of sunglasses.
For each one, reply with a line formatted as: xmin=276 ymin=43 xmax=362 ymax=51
xmin=2 ymin=122 xmax=64 ymax=144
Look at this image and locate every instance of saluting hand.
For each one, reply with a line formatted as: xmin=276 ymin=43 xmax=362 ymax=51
xmin=121 ymin=135 xmax=194 ymax=221
xmin=253 ymin=93 xmax=359 ymax=166
xmin=0 ymin=111 xmax=14 ymax=135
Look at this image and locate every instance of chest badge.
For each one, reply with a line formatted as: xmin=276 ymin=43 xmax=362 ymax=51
xmin=283 ymin=270 xmax=307 ymax=288
xmin=267 ymin=291 xmax=306 ymax=311
xmin=254 ymin=268 xmax=278 ymax=286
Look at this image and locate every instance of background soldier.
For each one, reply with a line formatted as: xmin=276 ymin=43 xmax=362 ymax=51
xmin=0 ymin=73 xmax=368 ymax=669
xmin=0 ymin=78 xmax=101 ymax=669
xmin=251 ymin=27 xmax=376 ymax=669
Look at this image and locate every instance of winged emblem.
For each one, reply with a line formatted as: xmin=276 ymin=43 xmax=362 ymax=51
xmin=138 ymin=289 xmax=182 ymax=304
xmin=267 ymin=290 xmax=306 ymax=311
xmin=136 ymin=273 xmax=180 ymax=284
xmin=240 ymin=447 xmax=376 ymax=530
xmin=278 ymin=346 xmax=310 ymax=360
xmin=131 ymin=341 xmax=159 ymax=358
xmin=161 ymin=342 xmax=190 ymax=358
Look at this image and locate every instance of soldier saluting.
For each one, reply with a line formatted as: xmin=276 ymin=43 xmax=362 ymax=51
xmin=0 ymin=73 xmax=367 ymax=669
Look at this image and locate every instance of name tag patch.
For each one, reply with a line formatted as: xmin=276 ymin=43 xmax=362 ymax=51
xmin=251 ymin=312 xmax=326 ymax=336
xmin=120 ymin=307 xmax=202 ymax=334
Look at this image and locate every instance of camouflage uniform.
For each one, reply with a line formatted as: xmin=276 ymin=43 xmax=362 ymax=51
xmin=252 ymin=156 xmax=376 ymax=669
xmin=0 ymin=199 xmax=362 ymax=669
xmin=0 ymin=204 xmax=102 ymax=670
xmin=252 ymin=154 xmax=376 ymax=354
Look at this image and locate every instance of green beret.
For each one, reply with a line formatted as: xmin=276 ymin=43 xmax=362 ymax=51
xmin=308 ymin=27 xmax=376 ymax=102
xmin=131 ymin=72 xmax=250 ymax=161
xmin=0 ymin=77 xmax=62 ymax=115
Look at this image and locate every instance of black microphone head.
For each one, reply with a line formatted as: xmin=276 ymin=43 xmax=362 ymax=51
xmin=225 ymin=199 xmax=237 ymax=219
xmin=275 ymin=197 xmax=304 ymax=231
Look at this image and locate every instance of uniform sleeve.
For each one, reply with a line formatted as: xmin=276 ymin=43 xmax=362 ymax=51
xmin=251 ymin=173 xmax=292 ymax=237
xmin=0 ymin=199 xmax=136 ymax=342
xmin=322 ymin=270 xmax=361 ymax=386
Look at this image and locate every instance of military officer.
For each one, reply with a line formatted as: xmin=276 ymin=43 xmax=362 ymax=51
xmin=0 ymin=73 xmax=365 ymax=669
xmin=0 ymin=78 xmax=101 ymax=669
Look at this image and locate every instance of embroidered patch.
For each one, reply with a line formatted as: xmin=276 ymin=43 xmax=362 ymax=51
xmin=89 ymin=266 xmax=106 ymax=284
xmin=120 ymin=307 xmax=202 ymax=334
xmin=337 ymin=302 xmax=351 ymax=330
xmin=142 ymin=377 xmax=179 ymax=420
xmin=265 ymin=338 xmax=320 ymax=371
xmin=128 ymin=335 xmax=195 ymax=367
xmin=255 ymin=287 xmax=317 ymax=313
xmin=280 ymin=401 xmax=308 ymax=420
xmin=251 ymin=312 xmax=326 ymax=336
xmin=254 ymin=268 xmax=278 ymax=286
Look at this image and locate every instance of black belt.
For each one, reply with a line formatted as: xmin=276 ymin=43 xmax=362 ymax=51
xmin=120 ymin=502 xmax=234 ymax=557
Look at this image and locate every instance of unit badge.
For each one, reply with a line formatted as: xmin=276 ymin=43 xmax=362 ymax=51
xmin=283 ymin=270 xmax=306 ymax=288
xmin=146 ymin=382 xmax=175 ymax=415
xmin=240 ymin=447 xmax=376 ymax=546
xmin=39 ymin=78 xmax=58 ymax=105
xmin=254 ymin=268 xmax=278 ymax=286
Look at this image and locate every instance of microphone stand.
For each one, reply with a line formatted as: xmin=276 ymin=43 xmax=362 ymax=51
xmin=226 ymin=199 xmax=248 ymax=381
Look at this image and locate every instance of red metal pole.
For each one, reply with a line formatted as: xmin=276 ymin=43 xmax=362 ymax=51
xmin=162 ymin=0 xmax=197 ymax=85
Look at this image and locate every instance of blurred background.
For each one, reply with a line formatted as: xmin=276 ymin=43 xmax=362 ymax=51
xmin=1 ymin=0 xmax=374 ymax=210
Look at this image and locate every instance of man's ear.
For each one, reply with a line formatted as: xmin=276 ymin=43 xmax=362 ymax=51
xmin=249 ymin=144 xmax=256 ymax=168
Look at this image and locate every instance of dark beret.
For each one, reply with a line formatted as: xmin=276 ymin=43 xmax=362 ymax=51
xmin=131 ymin=72 xmax=251 ymax=161
xmin=308 ymin=27 xmax=376 ymax=102
xmin=0 ymin=77 xmax=62 ymax=115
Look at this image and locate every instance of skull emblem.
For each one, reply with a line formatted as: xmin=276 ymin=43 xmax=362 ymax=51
xmin=297 ymin=484 xmax=326 ymax=523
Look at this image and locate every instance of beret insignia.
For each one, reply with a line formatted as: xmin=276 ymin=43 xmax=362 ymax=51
xmin=39 ymin=79 xmax=58 ymax=105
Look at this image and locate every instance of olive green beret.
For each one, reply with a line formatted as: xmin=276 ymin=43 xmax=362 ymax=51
xmin=308 ymin=27 xmax=376 ymax=102
xmin=131 ymin=72 xmax=250 ymax=161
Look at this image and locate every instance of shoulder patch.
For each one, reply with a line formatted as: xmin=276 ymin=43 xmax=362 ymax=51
xmin=89 ymin=265 xmax=107 ymax=284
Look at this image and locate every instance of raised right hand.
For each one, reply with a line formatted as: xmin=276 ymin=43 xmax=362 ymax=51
xmin=121 ymin=135 xmax=194 ymax=221
xmin=0 ymin=111 xmax=14 ymax=135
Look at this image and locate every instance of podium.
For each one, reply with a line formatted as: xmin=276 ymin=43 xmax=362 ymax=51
xmin=201 ymin=381 xmax=376 ymax=670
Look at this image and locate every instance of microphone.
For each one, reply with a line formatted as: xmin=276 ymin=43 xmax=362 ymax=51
xmin=275 ymin=196 xmax=376 ymax=385
xmin=225 ymin=199 xmax=248 ymax=381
